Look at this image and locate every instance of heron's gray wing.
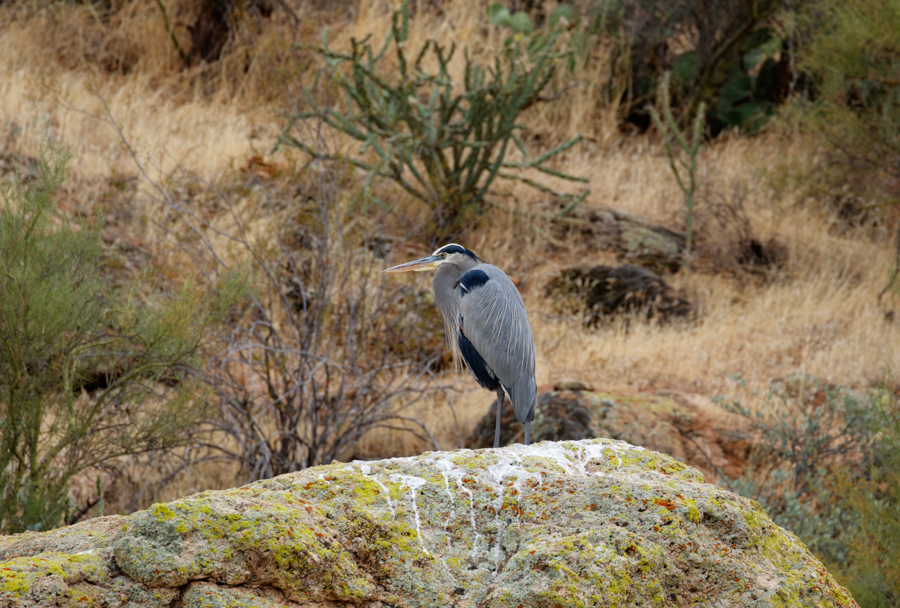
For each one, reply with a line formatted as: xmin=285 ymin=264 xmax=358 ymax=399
xmin=459 ymin=264 xmax=537 ymax=423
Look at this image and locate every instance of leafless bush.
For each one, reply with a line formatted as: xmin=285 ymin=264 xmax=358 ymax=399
xmin=99 ymin=98 xmax=456 ymax=483
xmin=196 ymin=159 xmax=455 ymax=478
xmin=692 ymin=183 xmax=787 ymax=279
xmin=204 ymin=195 xmax=450 ymax=478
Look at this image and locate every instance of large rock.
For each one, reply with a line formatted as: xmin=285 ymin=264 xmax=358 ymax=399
xmin=0 ymin=440 xmax=856 ymax=607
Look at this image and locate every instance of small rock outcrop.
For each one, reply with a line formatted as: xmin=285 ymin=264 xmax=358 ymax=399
xmin=469 ymin=387 xmax=750 ymax=482
xmin=0 ymin=440 xmax=857 ymax=607
xmin=552 ymin=205 xmax=687 ymax=274
xmin=546 ymin=264 xmax=692 ymax=326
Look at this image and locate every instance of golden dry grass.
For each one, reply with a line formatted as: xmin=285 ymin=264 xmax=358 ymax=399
xmin=517 ymin=133 xmax=900 ymax=399
xmin=2 ymin=0 xmax=899 ymax=509
xmin=0 ymin=1 xmax=299 ymax=185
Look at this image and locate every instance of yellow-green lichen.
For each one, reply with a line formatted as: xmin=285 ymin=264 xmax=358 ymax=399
xmin=683 ymin=497 xmax=701 ymax=524
xmin=0 ymin=568 xmax=29 ymax=596
xmin=488 ymin=527 xmax=667 ymax=608
xmin=0 ymin=551 xmax=107 ymax=600
xmin=152 ymin=503 xmax=177 ymax=522
xmin=115 ymin=491 xmax=376 ymax=602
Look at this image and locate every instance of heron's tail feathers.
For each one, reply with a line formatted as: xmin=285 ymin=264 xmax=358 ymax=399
xmin=507 ymin=378 xmax=537 ymax=424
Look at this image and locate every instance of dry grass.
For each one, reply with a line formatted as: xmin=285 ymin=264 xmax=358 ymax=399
xmin=0 ymin=0 xmax=322 ymax=184
xmin=2 ymin=0 xmax=899 ymax=510
xmin=502 ymin=133 xmax=900 ymax=401
xmin=0 ymin=52 xmax=277 ymax=181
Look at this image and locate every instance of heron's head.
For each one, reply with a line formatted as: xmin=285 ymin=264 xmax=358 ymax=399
xmin=383 ymin=243 xmax=479 ymax=274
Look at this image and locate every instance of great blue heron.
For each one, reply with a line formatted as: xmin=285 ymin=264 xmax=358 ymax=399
xmin=384 ymin=244 xmax=537 ymax=448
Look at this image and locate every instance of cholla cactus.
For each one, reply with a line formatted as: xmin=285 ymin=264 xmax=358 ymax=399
xmin=649 ymin=72 xmax=706 ymax=269
xmin=277 ymin=0 xmax=588 ymax=238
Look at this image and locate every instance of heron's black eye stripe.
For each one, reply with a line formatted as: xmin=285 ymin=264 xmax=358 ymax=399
xmin=460 ymin=269 xmax=490 ymax=296
xmin=434 ymin=244 xmax=478 ymax=260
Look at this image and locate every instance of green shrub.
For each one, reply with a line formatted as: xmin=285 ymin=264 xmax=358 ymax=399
xmin=830 ymin=391 xmax=900 ymax=607
xmin=795 ymin=0 xmax=900 ymax=211
xmin=719 ymin=383 xmax=900 ymax=606
xmin=277 ymin=0 xmax=588 ymax=239
xmin=0 ymin=149 xmax=231 ymax=533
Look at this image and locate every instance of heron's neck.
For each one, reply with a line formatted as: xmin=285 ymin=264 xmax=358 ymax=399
xmin=433 ymin=263 xmax=463 ymax=319
xmin=432 ymin=261 xmax=471 ymax=367
xmin=433 ymin=259 xmax=477 ymax=301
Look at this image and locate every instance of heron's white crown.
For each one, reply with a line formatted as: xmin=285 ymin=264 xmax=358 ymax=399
xmin=432 ymin=243 xmax=465 ymax=256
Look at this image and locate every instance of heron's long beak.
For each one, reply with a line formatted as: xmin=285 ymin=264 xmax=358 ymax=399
xmin=383 ymin=255 xmax=443 ymax=273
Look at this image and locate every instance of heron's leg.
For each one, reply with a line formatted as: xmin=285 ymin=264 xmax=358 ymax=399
xmin=494 ymin=389 xmax=505 ymax=449
xmin=524 ymin=419 xmax=531 ymax=447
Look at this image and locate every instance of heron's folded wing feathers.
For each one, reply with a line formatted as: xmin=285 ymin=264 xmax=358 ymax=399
xmin=459 ymin=265 xmax=537 ymax=422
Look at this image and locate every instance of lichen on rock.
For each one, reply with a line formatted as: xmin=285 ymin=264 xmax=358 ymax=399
xmin=0 ymin=439 xmax=859 ymax=608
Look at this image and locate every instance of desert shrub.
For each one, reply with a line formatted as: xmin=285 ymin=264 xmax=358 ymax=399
xmin=0 ymin=149 xmax=229 ymax=534
xmin=204 ymin=205 xmax=451 ymax=477
xmin=719 ymin=382 xmax=900 ymax=606
xmin=127 ymin=124 xmax=456 ymax=479
xmin=691 ymin=183 xmax=788 ymax=279
xmin=828 ymin=391 xmax=900 ymax=607
xmin=794 ymin=0 xmax=900 ymax=214
xmin=278 ymin=0 xmax=588 ymax=240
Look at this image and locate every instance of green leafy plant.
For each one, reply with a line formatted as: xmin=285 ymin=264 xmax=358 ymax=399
xmin=277 ymin=0 xmax=588 ymax=239
xmin=0 ymin=148 xmax=232 ymax=533
xmin=487 ymin=3 xmax=537 ymax=35
xmin=599 ymin=0 xmax=787 ymax=133
xmin=649 ymin=72 xmax=705 ymax=268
